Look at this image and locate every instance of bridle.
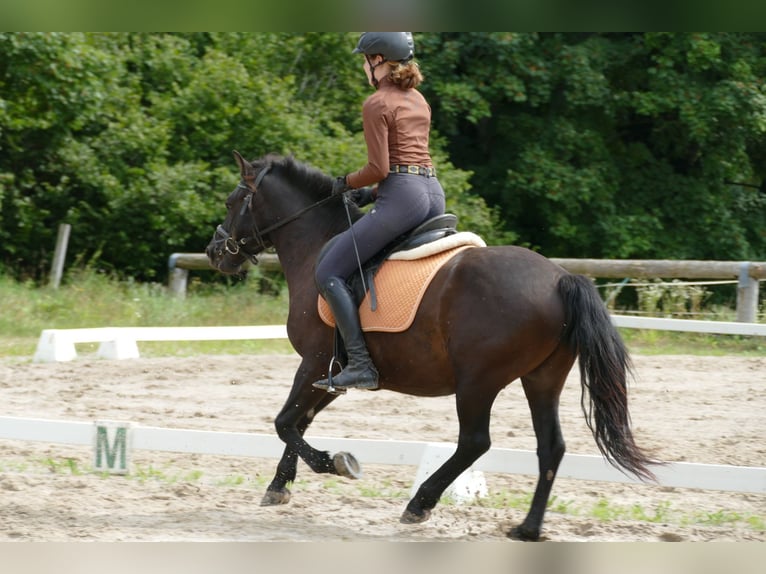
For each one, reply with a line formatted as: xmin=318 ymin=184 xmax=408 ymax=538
xmin=211 ymin=164 xmax=338 ymax=266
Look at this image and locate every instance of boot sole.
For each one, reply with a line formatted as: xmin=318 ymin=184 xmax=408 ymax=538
xmin=312 ymin=380 xmax=378 ymax=392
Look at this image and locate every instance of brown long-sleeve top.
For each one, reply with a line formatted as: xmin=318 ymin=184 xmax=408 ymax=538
xmin=346 ymin=75 xmax=434 ymax=189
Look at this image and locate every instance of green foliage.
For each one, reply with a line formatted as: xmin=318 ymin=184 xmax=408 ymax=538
xmin=419 ymin=32 xmax=766 ymax=259
xmin=1 ymin=33 xmax=765 ymax=283
xmin=0 ymin=32 xmax=494 ymax=281
xmin=633 ymin=279 xmax=710 ymax=317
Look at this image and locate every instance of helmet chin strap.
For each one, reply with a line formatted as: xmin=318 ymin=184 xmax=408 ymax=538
xmin=365 ymin=54 xmax=385 ymax=88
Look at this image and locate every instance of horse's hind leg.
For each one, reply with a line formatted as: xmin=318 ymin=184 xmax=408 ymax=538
xmin=401 ymin=387 xmax=500 ymax=524
xmin=509 ymin=350 xmax=573 ymax=541
xmin=262 ymin=390 xmax=340 ymax=506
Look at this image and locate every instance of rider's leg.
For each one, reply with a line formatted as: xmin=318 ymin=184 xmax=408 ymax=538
xmin=313 ymin=276 xmax=378 ymax=390
xmin=312 ymin=175 xmax=442 ymax=392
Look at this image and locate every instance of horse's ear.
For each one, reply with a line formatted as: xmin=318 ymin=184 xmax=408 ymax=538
xmin=233 ymin=150 xmax=250 ymax=175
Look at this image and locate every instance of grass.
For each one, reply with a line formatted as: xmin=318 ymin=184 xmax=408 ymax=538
xmin=44 ymin=457 xmax=83 ymax=475
xmin=2 ymin=453 xmax=762 ymax=532
xmin=0 ymin=269 xmax=294 ymax=359
xmin=364 ymin=483 xmax=763 ymax=532
xmin=619 ymin=328 xmax=765 ymax=356
xmin=1 ymin=268 xmax=763 ymax=359
xmin=472 ymin=490 xmax=764 ymax=532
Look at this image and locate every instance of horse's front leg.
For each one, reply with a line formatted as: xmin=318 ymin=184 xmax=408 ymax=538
xmin=262 ymin=375 xmax=350 ymax=505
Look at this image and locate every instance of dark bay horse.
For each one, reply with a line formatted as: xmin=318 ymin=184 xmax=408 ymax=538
xmin=206 ymin=151 xmax=656 ymax=541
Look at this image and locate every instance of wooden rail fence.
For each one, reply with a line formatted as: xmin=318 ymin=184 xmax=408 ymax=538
xmin=169 ymin=253 xmax=763 ymax=322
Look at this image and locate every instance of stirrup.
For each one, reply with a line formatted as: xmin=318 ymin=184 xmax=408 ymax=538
xmin=313 ymin=356 xmax=347 ymax=395
xmin=313 ymin=359 xmax=378 ymax=393
xmin=316 ymin=367 xmax=378 ymax=391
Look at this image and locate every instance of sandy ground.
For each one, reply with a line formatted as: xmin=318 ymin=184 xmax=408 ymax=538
xmin=0 ymin=352 xmax=763 ymax=542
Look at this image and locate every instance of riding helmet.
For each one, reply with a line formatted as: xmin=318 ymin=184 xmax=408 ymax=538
xmin=352 ymin=32 xmax=414 ymax=62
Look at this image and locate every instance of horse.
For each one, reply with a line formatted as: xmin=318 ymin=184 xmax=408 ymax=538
xmin=205 ymin=151 xmax=656 ymax=541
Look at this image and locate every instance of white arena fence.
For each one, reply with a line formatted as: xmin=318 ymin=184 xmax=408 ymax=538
xmin=0 ymin=416 xmax=764 ymax=501
xmin=33 ymin=325 xmax=289 ymax=362
xmin=33 ymin=316 xmax=766 ymax=362
xmin=19 ymin=312 xmax=766 ymax=500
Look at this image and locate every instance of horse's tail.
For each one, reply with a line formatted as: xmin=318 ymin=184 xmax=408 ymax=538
xmin=557 ymin=273 xmax=657 ymax=481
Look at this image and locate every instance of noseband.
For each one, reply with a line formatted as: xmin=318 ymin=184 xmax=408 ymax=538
xmin=212 ymin=164 xmax=337 ymax=266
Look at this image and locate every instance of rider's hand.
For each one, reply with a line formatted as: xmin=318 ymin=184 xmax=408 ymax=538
xmin=331 ymin=176 xmax=351 ymax=196
xmin=348 ymin=187 xmax=376 ymax=207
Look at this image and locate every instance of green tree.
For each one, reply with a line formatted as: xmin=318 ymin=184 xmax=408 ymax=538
xmin=420 ymin=32 xmax=766 ymax=259
xmin=0 ymin=32 xmax=497 ymax=282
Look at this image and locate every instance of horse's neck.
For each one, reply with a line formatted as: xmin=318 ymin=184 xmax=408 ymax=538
xmin=266 ymin=190 xmax=350 ymax=310
xmin=277 ymin=238 xmax=327 ymax=329
xmin=270 ymin=218 xmax=335 ymax=296
xmin=270 ymin=197 xmax=347 ymax=272
xmin=278 ymin=245 xmax=319 ymax=289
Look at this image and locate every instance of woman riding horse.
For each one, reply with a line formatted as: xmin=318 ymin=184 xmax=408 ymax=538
xmin=206 ymin=150 xmax=657 ymax=541
xmin=314 ymin=32 xmax=446 ymax=392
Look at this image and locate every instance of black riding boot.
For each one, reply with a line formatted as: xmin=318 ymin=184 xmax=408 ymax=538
xmin=313 ymin=277 xmax=379 ymax=391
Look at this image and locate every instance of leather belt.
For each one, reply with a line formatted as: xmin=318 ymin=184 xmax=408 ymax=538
xmin=390 ymin=165 xmax=436 ymax=177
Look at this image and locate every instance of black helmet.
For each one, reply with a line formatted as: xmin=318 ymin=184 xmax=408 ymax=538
xmin=352 ymin=32 xmax=414 ymax=62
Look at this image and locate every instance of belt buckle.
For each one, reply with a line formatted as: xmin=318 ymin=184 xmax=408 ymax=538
xmin=407 ymin=165 xmax=419 ymax=175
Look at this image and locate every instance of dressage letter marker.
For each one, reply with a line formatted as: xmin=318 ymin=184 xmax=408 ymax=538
xmin=93 ymin=421 xmax=132 ymax=474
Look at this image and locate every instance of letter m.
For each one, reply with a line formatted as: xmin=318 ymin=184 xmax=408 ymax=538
xmin=93 ymin=422 xmax=131 ymax=474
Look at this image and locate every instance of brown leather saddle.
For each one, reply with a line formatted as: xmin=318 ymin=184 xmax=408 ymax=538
xmin=316 ymin=213 xmax=459 ymax=309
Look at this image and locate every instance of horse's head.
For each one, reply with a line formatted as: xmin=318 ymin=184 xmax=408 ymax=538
xmin=206 ymin=151 xmax=273 ymax=277
xmin=207 ymin=151 xmax=350 ymax=277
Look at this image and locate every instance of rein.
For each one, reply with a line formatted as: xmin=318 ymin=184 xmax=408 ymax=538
xmin=214 ymin=164 xmax=339 ymax=265
xmin=257 ymin=189 xmax=337 ymax=237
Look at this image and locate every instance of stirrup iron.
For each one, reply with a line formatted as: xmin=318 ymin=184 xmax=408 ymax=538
xmin=321 ymin=356 xmax=346 ymax=395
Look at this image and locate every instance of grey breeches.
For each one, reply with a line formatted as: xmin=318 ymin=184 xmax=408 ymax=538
xmin=315 ymin=173 xmax=445 ymax=287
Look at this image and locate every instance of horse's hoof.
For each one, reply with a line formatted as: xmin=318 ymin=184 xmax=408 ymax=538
xmin=333 ymin=452 xmax=362 ymax=479
xmin=260 ymin=488 xmax=291 ymax=506
xmin=507 ymin=525 xmax=540 ymax=541
xmin=400 ymin=508 xmax=431 ymax=524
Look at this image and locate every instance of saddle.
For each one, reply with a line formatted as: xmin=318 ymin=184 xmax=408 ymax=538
xmin=317 ymin=214 xmax=458 ymax=307
xmin=317 ymin=214 xmax=486 ymax=332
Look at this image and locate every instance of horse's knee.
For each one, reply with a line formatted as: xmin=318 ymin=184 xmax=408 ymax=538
xmin=273 ymin=413 xmax=293 ymax=440
xmin=553 ymin=440 xmax=565 ymax=463
xmin=539 ymin=439 xmax=565 ymax=465
xmin=460 ymin=432 xmax=491 ymax=456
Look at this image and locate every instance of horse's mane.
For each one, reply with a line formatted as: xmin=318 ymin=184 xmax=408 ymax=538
xmin=254 ymin=153 xmax=333 ymax=202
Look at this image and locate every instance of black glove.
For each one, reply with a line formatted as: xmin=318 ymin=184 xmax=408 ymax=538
xmin=331 ymin=175 xmax=352 ymax=196
xmin=348 ymin=187 xmax=376 ymax=207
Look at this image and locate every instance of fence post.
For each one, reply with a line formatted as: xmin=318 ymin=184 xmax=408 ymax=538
xmin=49 ymin=223 xmax=71 ymax=289
xmin=169 ymin=268 xmax=189 ymax=298
xmin=737 ymin=263 xmax=759 ymax=323
xmin=168 ymin=253 xmax=188 ymax=298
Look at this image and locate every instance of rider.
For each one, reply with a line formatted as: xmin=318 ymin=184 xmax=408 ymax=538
xmin=313 ymin=32 xmax=446 ymax=392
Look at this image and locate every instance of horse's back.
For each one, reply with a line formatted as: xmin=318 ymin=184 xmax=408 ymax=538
xmin=434 ymin=245 xmax=568 ymax=311
xmin=336 ymin=244 xmax=573 ymax=395
xmin=434 ymin=250 xmax=567 ymax=352
xmin=416 ymin=246 xmax=567 ymax=342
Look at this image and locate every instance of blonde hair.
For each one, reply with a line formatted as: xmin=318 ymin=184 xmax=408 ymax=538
xmin=386 ymin=60 xmax=423 ymax=90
